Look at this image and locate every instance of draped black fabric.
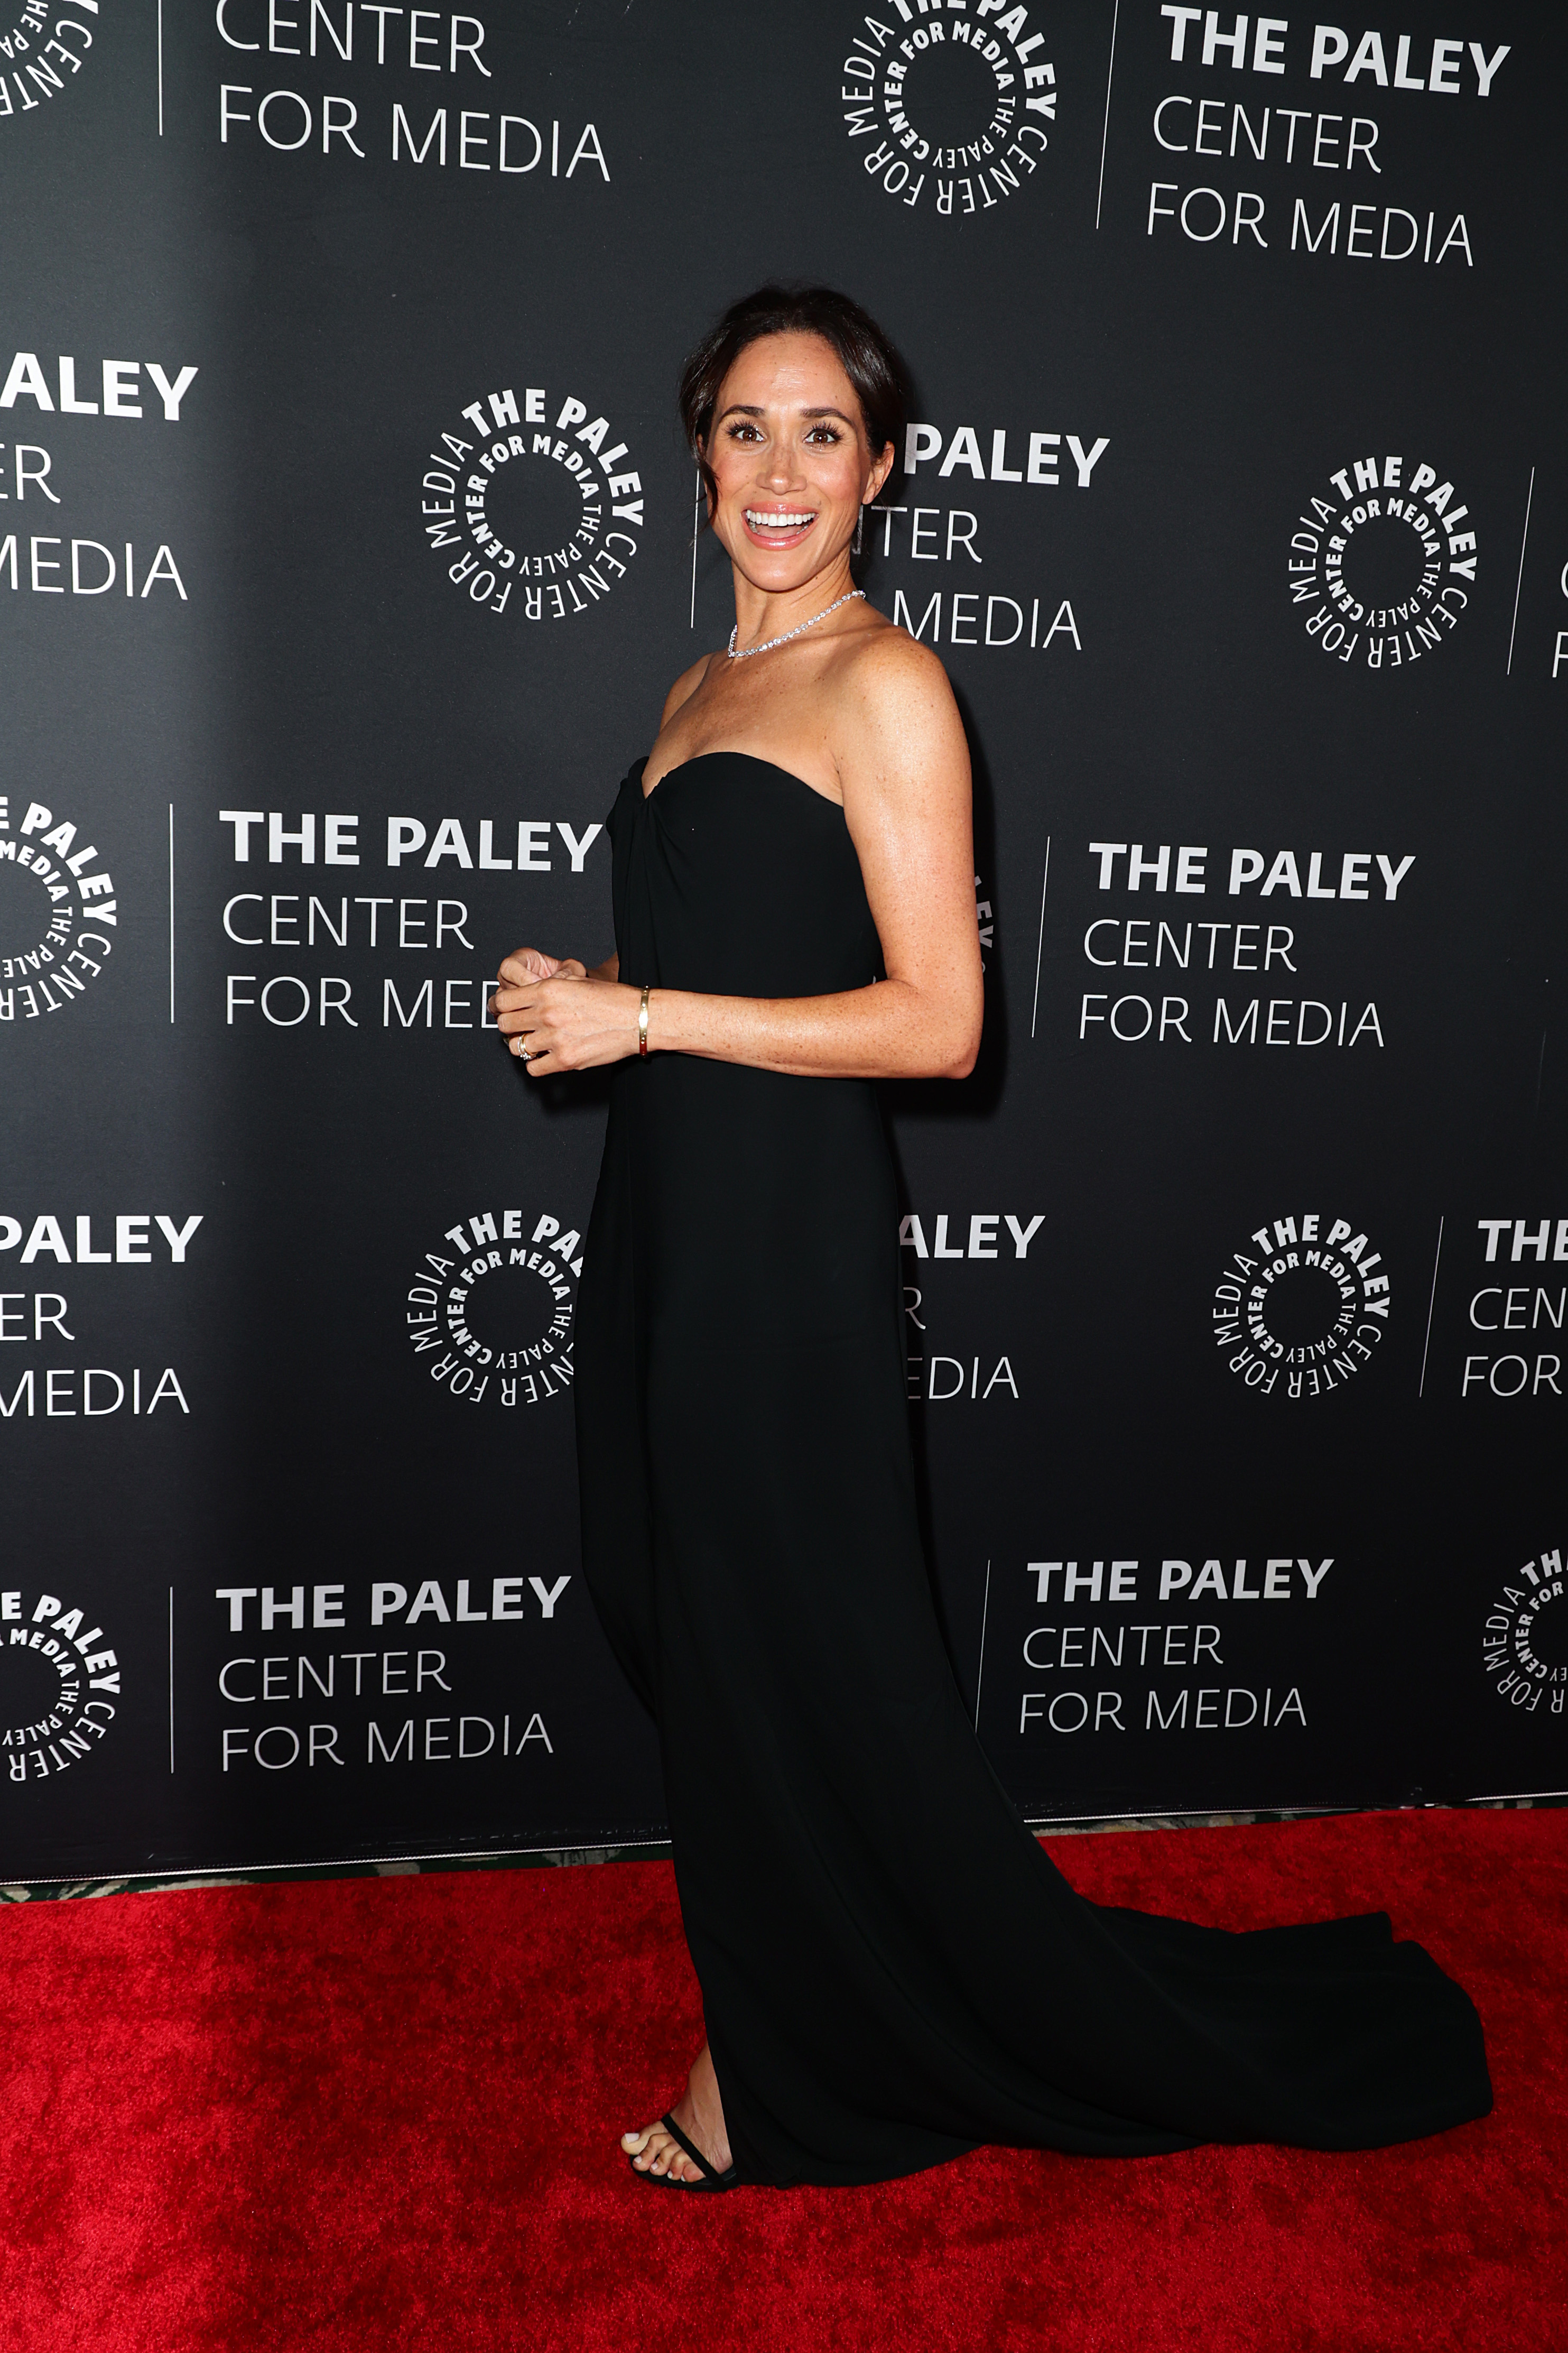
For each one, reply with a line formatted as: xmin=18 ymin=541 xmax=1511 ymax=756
xmin=573 ymin=752 xmax=1492 ymax=2189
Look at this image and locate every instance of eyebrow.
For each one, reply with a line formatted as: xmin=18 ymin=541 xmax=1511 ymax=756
xmin=717 ymin=402 xmax=858 ymax=428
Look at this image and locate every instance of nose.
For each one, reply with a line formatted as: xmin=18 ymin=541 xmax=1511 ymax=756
xmin=759 ymin=442 xmax=802 ymax=494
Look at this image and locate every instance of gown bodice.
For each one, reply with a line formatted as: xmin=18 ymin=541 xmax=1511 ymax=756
xmin=609 ymin=752 xmax=886 ymax=1001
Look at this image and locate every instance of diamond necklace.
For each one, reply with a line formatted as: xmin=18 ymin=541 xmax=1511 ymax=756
xmin=727 ymin=587 xmax=865 ymax=660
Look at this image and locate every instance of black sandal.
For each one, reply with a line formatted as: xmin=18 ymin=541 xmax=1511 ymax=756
xmin=628 ymin=2111 xmax=740 ymax=2192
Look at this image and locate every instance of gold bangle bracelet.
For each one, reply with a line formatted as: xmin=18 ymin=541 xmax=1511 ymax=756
xmin=638 ymin=983 xmax=650 ymax=1058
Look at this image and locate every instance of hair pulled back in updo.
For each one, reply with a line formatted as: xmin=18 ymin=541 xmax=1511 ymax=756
xmin=677 ymin=283 xmax=908 ymax=526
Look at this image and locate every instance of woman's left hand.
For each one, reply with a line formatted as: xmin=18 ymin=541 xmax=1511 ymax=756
xmin=491 ymin=965 xmax=643 ymax=1074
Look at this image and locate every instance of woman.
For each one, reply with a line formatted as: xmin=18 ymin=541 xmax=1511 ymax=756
xmin=491 ymin=285 xmax=1491 ymax=2192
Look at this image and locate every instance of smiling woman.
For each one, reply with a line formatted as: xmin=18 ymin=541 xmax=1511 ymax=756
xmin=487 ymin=285 xmax=1489 ymax=2197
xmin=678 ymin=285 xmax=905 ymax=579
xmin=493 ymin=287 xmax=980 ymax=1085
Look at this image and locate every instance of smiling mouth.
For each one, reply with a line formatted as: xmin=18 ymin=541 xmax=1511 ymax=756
xmin=744 ymin=509 xmax=817 ymax=533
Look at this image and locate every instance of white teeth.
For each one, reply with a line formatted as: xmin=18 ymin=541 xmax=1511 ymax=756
xmin=746 ymin=510 xmax=814 ymax=529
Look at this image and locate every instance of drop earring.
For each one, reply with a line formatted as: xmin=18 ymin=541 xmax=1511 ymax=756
xmin=852 ymin=504 xmax=865 ymax=557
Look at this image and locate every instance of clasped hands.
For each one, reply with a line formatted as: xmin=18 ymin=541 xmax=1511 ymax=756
xmin=490 ymin=948 xmax=642 ymax=1075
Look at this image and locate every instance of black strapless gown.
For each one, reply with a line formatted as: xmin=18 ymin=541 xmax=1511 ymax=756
xmin=573 ymin=752 xmax=1491 ymax=2188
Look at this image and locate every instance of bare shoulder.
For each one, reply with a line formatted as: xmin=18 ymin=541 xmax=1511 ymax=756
xmin=833 ymin=616 xmax=968 ymax=776
xmin=659 ymin=652 xmax=716 ymax=730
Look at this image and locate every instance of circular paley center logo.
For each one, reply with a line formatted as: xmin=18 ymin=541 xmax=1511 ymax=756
xmin=1482 ymin=1544 xmax=1567 ymax=1720
xmin=405 ymin=1208 xmax=582 ymax=1408
xmin=1288 ymin=455 xmax=1477 ymax=671
xmin=420 ymin=384 xmax=643 ymax=622
xmin=1212 ymin=1212 xmax=1391 ymax=1400
xmin=3 ymin=1588 xmax=120 ymax=1784
xmin=840 ymin=0 xmax=1057 ymax=215
xmin=1 ymin=800 xmax=116 ymax=1020
xmin=0 ymin=2 xmax=100 ymax=129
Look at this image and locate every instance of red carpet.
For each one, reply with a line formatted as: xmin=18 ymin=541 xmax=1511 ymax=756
xmin=2 ymin=1810 xmax=1563 ymax=2351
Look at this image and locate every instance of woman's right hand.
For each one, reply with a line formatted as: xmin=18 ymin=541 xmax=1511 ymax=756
xmin=490 ymin=947 xmax=584 ymax=1037
xmin=496 ymin=946 xmax=574 ymax=988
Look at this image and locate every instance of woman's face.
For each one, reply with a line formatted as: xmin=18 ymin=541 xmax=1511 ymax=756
xmin=704 ymin=331 xmax=895 ymax=590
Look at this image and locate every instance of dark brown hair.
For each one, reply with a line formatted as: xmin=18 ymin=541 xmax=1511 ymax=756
xmin=678 ymin=284 xmax=907 ymax=524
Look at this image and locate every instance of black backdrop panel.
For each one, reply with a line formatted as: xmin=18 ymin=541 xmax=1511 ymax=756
xmin=2 ymin=1 xmax=1563 ymax=1875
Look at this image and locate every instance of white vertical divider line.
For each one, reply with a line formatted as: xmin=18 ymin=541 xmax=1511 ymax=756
xmin=689 ymin=467 xmax=701 ymax=629
xmin=157 ymin=0 xmax=164 ymax=135
xmin=168 ymin=801 xmax=175 ymax=1020
xmin=1029 ymin=834 xmax=1051 ymax=1039
xmin=973 ymin=1558 xmax=992 ymax=1731
xmin=168 ymin=1588 xmax=175 ymax=1771
xmin=1094 ymin=0 xmax=1120 ymax=232
xmin=1506 ymin=464 xmax=1535 ymax=677
xmin=1417 ymin=1215 xmax=1445 ymax=1399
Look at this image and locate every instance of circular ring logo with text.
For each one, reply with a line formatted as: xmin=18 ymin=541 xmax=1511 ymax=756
xmin=1482 ymin=1544 xmax=1566 ymax=1719
xmin=1288 ymin=454 xmax=1477 ymax=670
xmin=1 ymin=799 xmax=117 ymax=1021
xmin=405 ymin=1207 xmax=582 ymax=1408
xmin=0 ymin=4 xmax=100 ymax=132
xmin=420 ymin=384 xmax=643 ymax=621
xmin=840 ymin=1 xmax=1057 ymax=216
xmin=1213 ymin=1212 xmax=1391 ymax=1400
xmin=3 ymin=1588 xmax=120 ymax=1784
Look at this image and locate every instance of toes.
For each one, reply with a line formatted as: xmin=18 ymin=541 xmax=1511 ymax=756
xmin=626 ymin=2128 xmax=671 ymax=2175
xmin=627 ymin=2120 xmax=706 ymax=2183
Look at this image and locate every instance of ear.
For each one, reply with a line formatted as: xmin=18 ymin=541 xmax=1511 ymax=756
xmin=865 ymin=440 xmax=896 ymax=504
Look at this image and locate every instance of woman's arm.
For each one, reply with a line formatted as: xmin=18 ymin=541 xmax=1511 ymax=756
xmin=493 ymin=632 xmax=982 ymax=1082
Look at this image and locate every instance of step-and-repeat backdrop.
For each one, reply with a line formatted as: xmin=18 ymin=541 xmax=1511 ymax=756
xmin=3 ymin=1 xmax=1562 ymax=1878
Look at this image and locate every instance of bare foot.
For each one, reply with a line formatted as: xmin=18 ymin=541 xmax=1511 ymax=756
xmin=621 ymin=2040 xmax=733 ymax=2184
